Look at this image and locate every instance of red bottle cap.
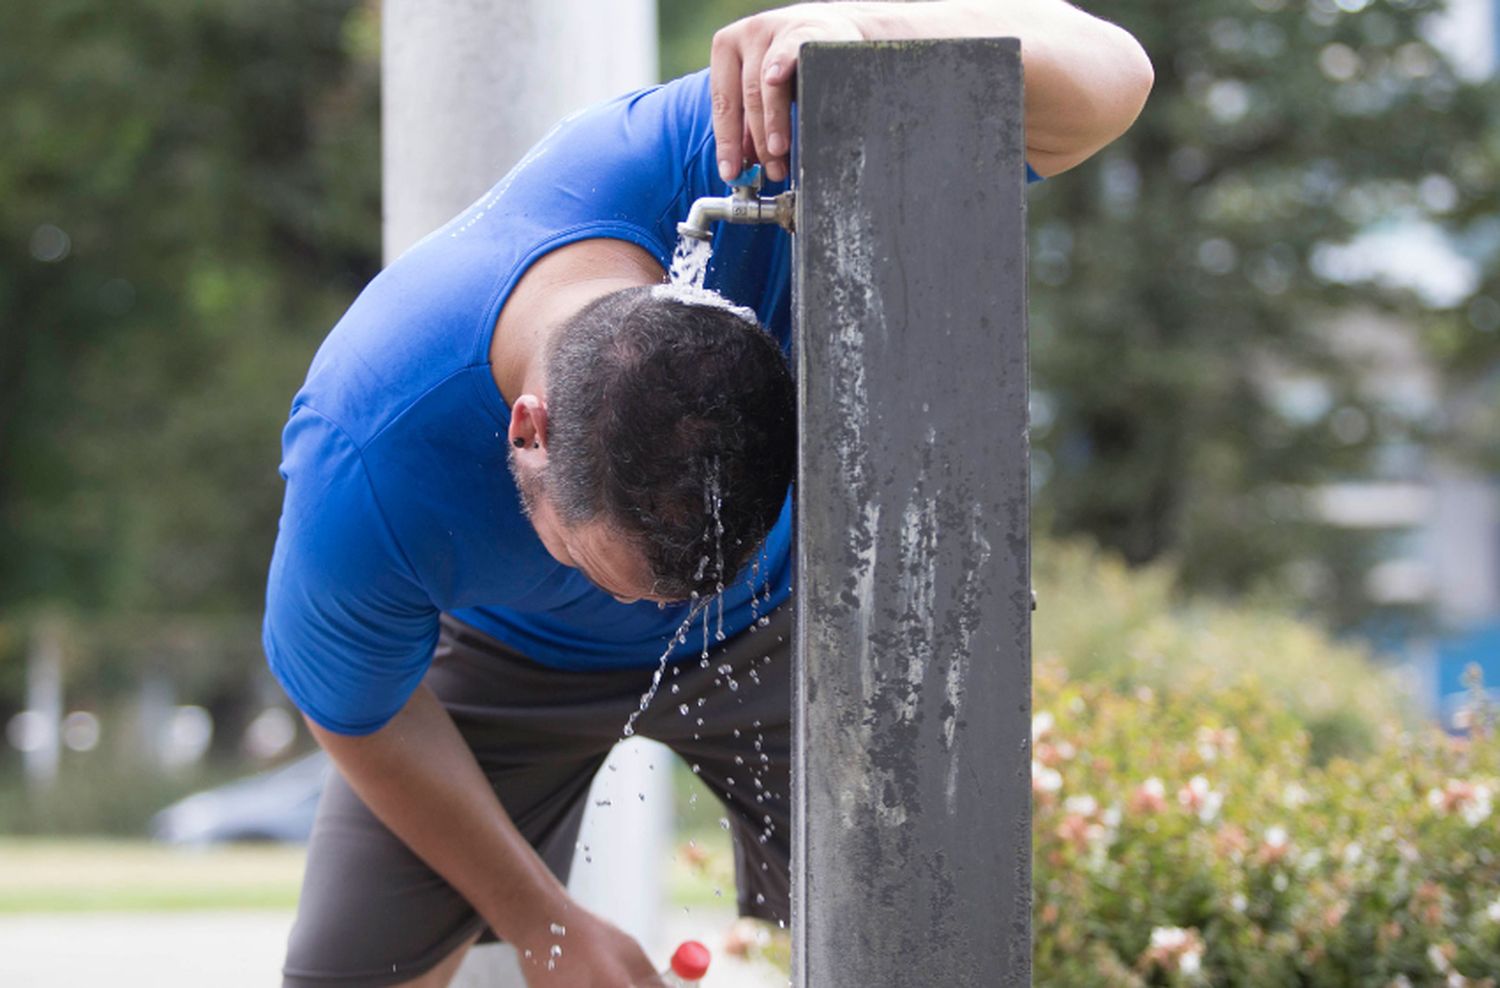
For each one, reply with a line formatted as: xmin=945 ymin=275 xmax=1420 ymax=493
xmin=670 ymin=940 xmax=711 ymax=981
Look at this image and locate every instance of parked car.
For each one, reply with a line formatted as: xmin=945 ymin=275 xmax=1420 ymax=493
xmin=150 ymin=751 xmax=328 ymax=844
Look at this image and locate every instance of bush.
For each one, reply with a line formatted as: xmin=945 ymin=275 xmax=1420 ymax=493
xmin=1033 ymin=655 xmax=1500 ymax=986
xmin=1034 ymin=541 xmax=1414 ymax=763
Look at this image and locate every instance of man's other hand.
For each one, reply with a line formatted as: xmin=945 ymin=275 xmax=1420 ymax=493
xmin=517 ymin=905 xmax=663 ymax=988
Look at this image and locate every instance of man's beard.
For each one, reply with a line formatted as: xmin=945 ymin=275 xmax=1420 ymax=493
xmin=507 ymin=446 xmax=546 ymax=522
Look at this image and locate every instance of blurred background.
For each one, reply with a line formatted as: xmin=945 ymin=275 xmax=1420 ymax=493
xmin=2 ymin=0 xmax=1500 ymax=984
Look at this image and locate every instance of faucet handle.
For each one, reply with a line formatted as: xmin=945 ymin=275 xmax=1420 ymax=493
xmin=728 ymin=164 xmax=763 ymax=193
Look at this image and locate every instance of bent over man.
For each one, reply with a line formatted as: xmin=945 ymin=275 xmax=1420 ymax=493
xmin=263 ymin=3 xmax=1152 ymax=985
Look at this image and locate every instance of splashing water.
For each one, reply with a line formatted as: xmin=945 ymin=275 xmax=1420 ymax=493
xmin=655 ymin=235 xmax=760 ymax=323
xmin=667 ymin=234 xmax=712 ymax=288
xmin=621 ymin=597 xmax=713 ymax=739
xmin=709 ymin=460 xmax=727 ymax=643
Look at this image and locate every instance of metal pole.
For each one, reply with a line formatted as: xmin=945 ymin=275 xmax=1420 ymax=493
xmin=380 ymin=4 xmax=663 ymax=981
xmin=793 ymin=40 xmax=1032 ymax=986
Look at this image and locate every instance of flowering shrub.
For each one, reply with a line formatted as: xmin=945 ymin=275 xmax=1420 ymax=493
xmin=1033 ymin=542 xmax=1414 ymax=763
xmin=1032 ymin=656 xmax=1500 ymax=986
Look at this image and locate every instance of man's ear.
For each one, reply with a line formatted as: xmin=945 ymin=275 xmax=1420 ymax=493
xmin=508 ymin=395 xmax=549 ymax=457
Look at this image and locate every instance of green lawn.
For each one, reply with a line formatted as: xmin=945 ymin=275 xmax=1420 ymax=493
xmin=0 ymin=839 xmax=306 ymax=913
xmin=0 ymin=764 xmax=745 ymax=915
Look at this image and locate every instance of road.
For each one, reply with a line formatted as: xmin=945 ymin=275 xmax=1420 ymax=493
xmin=0 ymin=909 xmax=785 ymax=987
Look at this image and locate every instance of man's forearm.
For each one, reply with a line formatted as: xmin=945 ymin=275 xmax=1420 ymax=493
xmin=848 ymin=0 xmax=1154 ymax=175
xmin=307 ymin=685 xmax=568 ymax=950
xmin=708 ymin=0 xmax=1152 ymax=183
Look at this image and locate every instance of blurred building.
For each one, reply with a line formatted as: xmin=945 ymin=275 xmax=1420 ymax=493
xmin=1310 ymin=0 xmax=1500 ymax=724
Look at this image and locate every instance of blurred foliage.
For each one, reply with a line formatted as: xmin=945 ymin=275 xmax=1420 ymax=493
xmin=1030 ymin=656 xmax=1500 ymax=986
xmin=0 ymin=744 xmax=242 ymax=836
xmin=0 ymin=0 xmax=381 ymax=622
xmin=1035 ymin=540 xmax=1412 ymax=763
xmin=1025 ymin=0 xmax=1500 ymax=627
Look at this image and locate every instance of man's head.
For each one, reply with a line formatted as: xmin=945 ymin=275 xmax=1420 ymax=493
xmin=508 ymin=285 xmax=794 ymax=603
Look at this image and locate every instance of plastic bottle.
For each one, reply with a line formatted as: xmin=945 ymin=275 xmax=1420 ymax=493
xmin=659 ymin=940 xmax=711 ymax=985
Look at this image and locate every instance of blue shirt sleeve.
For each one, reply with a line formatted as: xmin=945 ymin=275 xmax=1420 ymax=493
xmin=263 ymin=406 xmax=440 ymax=735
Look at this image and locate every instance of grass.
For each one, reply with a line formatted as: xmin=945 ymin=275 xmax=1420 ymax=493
xmin=0 ymin=762 xmax=747 ymax=918
xmin=0 ymin=839 xmax=305 ymax=913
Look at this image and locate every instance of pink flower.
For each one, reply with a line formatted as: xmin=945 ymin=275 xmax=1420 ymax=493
xmin=1138 ymin=926 xmax=1205 ymax=977
xmin=1178 ymin=775 xmax=1224 ymax=823
xmin=1426 ymin=779 xmax=1493 ymax=826
xmin=1130 ymin=777 xmax=1168 ymax=815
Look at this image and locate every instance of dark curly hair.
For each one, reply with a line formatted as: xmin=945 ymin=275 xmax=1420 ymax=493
xmin=544 ymin=285 xmax=795 ymax=600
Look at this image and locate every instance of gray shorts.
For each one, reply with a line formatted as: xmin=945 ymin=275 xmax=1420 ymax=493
xmin=282 ymin=606 xmax=791 ymax=987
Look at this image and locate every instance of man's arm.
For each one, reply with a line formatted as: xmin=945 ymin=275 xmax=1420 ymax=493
xmin=708 ymin=0 xmax=1154 ymax=182
xmin=308 ymin=684 xmax=660 ymax=987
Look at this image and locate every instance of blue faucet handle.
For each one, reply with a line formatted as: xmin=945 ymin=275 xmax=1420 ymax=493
xmin=728 ymin=164 xmax=763 ymax=191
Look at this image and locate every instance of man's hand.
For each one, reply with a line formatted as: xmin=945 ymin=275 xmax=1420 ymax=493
xmin=708 ymin=1 xmax=1154 ymax=181
xmin=709 ymin=4 xmax=865 ymax=184
xmin=514 ymin=906 xmax=663 ymax=988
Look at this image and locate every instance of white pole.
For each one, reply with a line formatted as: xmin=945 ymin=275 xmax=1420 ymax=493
xmin=381 ymin=3 xmax=664 ymax=981
xmin=382 ymin=0 xmax=659 ymax=261
xmin=22 ymin=619 xmax=64 ymax=788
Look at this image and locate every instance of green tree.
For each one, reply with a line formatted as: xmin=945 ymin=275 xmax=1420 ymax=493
xmin=658 ymin=0 xmax=1500 ymax=626
xmin=0 ymin=0 xmax=381 ymax=618
xmin=1026 ymin=0 xmax=1498 ymax=624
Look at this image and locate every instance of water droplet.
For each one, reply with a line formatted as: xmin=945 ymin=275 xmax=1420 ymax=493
xmin=550 ymin=923 xmax=567 ymax=936
xmin=679 ymin=703 xmax=690 ymax=715
xmin=719 ymin=817 xmax=731 ymax=830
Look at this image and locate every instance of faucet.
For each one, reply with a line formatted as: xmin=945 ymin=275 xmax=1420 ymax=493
xmin=677 ymin=165 xmax=796 ymax=242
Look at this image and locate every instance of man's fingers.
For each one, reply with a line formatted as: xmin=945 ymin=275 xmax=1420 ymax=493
xmin=740 ymin=41 xmax=772 ymax=182
xmin=709 ymin=31 xmax=745 ymax=182
xmin=759 ymin=37 xmax=802 ymax=183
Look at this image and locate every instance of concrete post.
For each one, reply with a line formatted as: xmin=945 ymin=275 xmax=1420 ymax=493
xmin=793 ymin=40 xmax=1032 ymax=987
xmin=380 ymin=4 xmax=664 ymax=981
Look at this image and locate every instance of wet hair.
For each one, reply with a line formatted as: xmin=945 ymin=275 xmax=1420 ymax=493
xmin=545 ymin=285 xmax=795 ymax=600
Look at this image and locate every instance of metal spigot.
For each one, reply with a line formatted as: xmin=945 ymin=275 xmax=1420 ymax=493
xmin=677 ymin=165 xmax=797 ymax=242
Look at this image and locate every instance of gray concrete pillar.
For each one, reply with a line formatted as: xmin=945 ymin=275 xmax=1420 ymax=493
xmin=793 ymin=40 xmax=1032 ymax=987
xmin=381 ymin=0 xmax=658 ymax=261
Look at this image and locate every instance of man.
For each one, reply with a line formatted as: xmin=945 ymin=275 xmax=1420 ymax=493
xmin=264 ymin=3 xmax=1152 ymax=985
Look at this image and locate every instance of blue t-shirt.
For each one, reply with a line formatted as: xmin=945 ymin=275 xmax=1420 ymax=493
xmin=265 ymin=69 xmax=1040 ymax=736
xmin=264 ymin=71 xmax=797 ymax=735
